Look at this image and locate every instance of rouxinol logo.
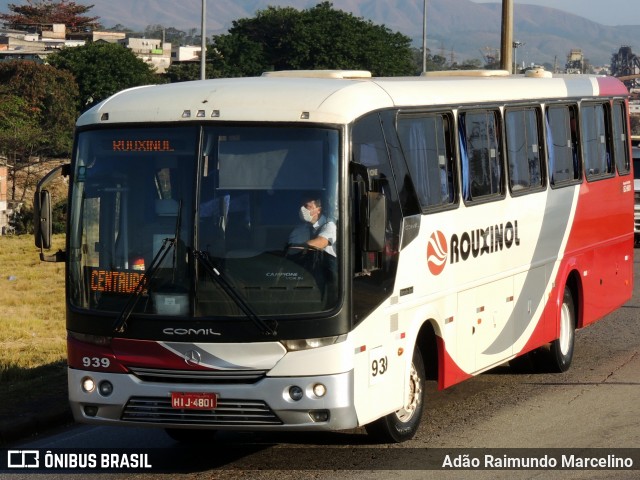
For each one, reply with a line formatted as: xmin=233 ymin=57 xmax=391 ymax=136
xmin=427 ymin=231 xmax=448 ymax=276
xmin=427 ymin=220 xmax=521 ymax=276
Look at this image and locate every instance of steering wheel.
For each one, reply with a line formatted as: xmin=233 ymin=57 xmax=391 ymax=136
xmin=283 ymin=242 xmax=322 ymax=256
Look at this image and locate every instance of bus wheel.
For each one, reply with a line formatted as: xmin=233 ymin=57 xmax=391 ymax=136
xmin=548 ymin=287 xmax=576 ymax=372
xmin=165 ymin=428 xmax=217 ymax=443
xmin=365 ymin=348 xmax=425 ymax=443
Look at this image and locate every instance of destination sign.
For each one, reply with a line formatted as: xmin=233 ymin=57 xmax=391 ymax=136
xmin=89 ymin=268 xmax=147 ymax=294
xmin=112 ymin=140 xmax=174 ymax=152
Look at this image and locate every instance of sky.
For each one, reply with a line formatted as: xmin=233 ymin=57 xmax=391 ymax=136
xmin=472 ymin=0 xmax=640 ymax=26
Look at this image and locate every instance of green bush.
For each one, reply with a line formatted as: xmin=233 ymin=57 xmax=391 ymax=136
xmin=9 ymin=200 xmax=66 ymax=235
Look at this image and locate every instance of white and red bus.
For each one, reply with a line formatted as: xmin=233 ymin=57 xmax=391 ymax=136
xmin=36 ymin=68 xmax=633 ymax=443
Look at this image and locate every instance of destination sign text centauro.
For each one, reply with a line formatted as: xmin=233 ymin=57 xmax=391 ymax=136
xmin=89 ymin=269 xmax=147 ymax=294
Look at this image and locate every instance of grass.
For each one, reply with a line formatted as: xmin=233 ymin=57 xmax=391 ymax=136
xmin=0 ymin=234 xmax=66 ymax=384
xmin=0 ymin=234 xmax=70 ymax=432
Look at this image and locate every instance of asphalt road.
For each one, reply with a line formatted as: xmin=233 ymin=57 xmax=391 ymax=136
xmin=5 ymin=254 xmax=640 ymax=479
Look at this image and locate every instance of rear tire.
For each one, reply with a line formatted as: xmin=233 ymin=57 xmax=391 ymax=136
xmin=548 ymin=286 xmax=576 ymax=372
xmin=365 ymin=348 xmax=425 ymax=443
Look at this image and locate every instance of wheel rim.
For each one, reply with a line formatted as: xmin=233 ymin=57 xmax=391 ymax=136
xmin=394 ymin=362 xmax=422 ymax=423
xmin=559 ymin=300 xmax=572 ymax=356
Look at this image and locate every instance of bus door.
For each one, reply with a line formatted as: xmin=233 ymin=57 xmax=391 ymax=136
xmin=350 ymin=112 xmax=408 ymax=424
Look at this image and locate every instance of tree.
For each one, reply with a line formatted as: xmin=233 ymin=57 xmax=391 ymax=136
xmin=143 ymin=25 xmax=198 ymax=46
xmin=0 ymin=61 xmax=78 ymax=204
xmin=7 ymin=200 xmax=64 ymax=235
xmin=165 ymin=62 xmax=220 ymax=83
xmin=209 ymin=2 xmax=415 ymax=78
xmin=0 ymin=94 xmax=42 ymax=203
xmin=0 ymin=61 xmax=78 ymax=157
xmin=0 ymin=0 xmax=101 ymax=32
xmin=48 ymin=42 xmax=162 ymax=109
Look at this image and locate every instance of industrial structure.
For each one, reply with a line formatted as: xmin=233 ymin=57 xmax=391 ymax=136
xmin=565 ymin=49 xmax=584 ymax=74
xmin=611 ymin=46 xmax=640 ymax=88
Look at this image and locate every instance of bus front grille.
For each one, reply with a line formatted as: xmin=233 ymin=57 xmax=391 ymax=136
xmin=121 ymin=397 xmax=282 ymax=426
xmin=128 ymin=367 xmax=267 ymax=384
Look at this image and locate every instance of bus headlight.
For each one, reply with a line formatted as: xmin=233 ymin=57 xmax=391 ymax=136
xmin=81 ymin=377 xmax=96 ymax=393
xmin=312 ymin=383 xmax=327 ymax=398
xmin=281 ymin=334 xmax=347 ymax=351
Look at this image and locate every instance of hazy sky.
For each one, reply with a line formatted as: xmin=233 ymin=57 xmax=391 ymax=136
xmin=471 ymin=0 xmax=640 ymax=26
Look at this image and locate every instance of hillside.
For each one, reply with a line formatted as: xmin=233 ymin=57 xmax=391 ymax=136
xmin=1 ymin=0 xmax=639 ymax=66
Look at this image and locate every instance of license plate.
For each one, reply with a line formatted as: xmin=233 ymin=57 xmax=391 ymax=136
xmin=171 ymin=392 xmax=218 ymax=410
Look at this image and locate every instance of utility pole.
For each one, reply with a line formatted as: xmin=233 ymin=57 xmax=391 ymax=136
xmin=513 ymin=41 xmax=524 ymax=73
xmin=422 ymin=0 xmax=427 ymax=73
xmin=500 ymin=0 xmax=513 ymax=72
xmin=200 ymin=0 xmax=206 ymax=80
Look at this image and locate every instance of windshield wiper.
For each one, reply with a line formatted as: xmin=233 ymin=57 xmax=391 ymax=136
xmin=194 ymin=250 xmax=278 ymax=337
xmin=112 ymin=237 xmax=176 ymax=333
xmin=113 ymin=200 xmax=183 ymax=334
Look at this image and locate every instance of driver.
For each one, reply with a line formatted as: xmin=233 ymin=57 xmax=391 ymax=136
xmin=288 ymin=196 xmax=336 ymax=257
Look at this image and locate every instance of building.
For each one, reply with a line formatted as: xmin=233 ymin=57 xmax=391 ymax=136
xmin=0 ymin=24 xmax=85 ymax=62
xmin=119 ymin=37 xmax=172 ymax=73
xmin=171 ymin=45 xmax=201 ymax=63
xmin=0 ymin=29 xmax=47 ymax=62
xmin=92 ymin=31 xmax=126 ymax=43
xmin=1 ymin=24 xmax=179 ymax=74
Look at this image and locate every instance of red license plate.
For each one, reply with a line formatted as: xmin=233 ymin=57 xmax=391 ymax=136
xmin=171 ymin=392 xmax=218 ymax=410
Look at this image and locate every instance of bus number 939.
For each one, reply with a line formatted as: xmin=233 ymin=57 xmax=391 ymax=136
xmin=370 ymin=346 xmax=389 ymax=385
xmin=82 ymin=356 xmax=111 ymax=369
xmin=372 ymin=356 xmax=388 ymax=377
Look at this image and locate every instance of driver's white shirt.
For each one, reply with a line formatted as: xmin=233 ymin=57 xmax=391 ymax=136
xmin=288 ymin=215 xmax=336 ymax=257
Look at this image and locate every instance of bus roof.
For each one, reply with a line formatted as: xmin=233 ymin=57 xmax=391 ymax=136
xmin=77 ymin=70 xmax=629 ymax=127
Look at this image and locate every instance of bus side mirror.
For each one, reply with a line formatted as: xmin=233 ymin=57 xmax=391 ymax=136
xmin=34 ymin=189 xmax=52 ymax=250
xmin=33 ymin=163 xmax=69 ymax=262
xmin=364 ymin=191 xmax=387 ymax=252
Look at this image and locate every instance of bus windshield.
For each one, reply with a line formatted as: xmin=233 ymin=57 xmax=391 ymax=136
xmin=68 ymin=125 xmax=340 ymax=320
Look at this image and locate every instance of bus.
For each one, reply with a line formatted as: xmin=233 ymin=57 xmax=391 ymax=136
xmin=35 ymin=67 xmax=634 ymax=443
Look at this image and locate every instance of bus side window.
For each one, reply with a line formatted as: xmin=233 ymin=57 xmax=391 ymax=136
xmin=546 ymin=104 xmax=581 ymax=186
xmin=460 ymin=109 xmax=503 ymax=201
xmin=505 ymin=107 xmax=545 ymax=193
xmin=582 ymin=102 xmax=613 ymax=180
xmin=397 ymin=112 xmax=455 ymax=209
xmin=612 ymin=100 xmax=630 ymax=175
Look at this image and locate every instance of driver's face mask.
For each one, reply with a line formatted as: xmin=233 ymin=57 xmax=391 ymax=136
xmin=299 ymin=205 xmax=317 ymax=223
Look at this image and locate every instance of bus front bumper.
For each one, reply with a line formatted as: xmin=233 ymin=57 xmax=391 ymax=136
xmin=68 ymin=368 xmax=358 ymax=432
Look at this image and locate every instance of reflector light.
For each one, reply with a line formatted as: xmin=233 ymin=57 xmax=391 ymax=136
xmin=309 ymin=410 xmax=330 ymax=422
xmin=83 ymin=406 xmax=98 ymax=417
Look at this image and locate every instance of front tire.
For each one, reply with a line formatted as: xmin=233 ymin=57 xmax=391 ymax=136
xmin=365 ymin=348 xmax=425 ymax=443
xmin=548 ymin=287 xmax=576 ymax=372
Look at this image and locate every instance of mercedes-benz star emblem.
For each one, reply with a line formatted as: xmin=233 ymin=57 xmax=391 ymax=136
xmin=184 ymin=350 xmax=202 ymax=366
